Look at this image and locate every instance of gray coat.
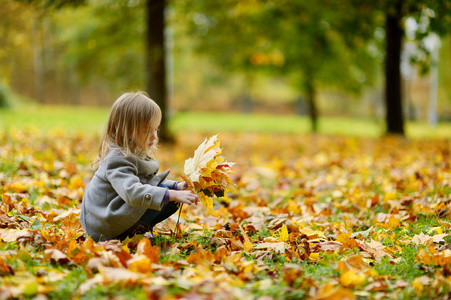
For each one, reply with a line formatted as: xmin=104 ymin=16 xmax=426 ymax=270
xmin=80 ymin=147 xmax=178 ymax=241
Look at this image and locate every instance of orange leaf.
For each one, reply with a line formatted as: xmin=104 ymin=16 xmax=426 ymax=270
xmin=214 ymin=245 xmax=229 ymax=263
xmin=186 ymin=246 xmax=215 ymax=266
xmin=136 ymin=237 xmax=160 ymax=264
xmin=0 ymin=256 xmax=14 ymax=276
xmin=336 ymin=231 xmax=358 ymax=250
xmin=336 ymin=254 xmax=376 ymax=277
xmin=310 ymin=282 xmax=355 ymax=300
xmin=127 ymin=255 xmax=153 ymax=273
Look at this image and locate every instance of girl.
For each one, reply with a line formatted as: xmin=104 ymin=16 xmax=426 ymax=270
xmin=80 ymin=91 xmax=199 ymax=241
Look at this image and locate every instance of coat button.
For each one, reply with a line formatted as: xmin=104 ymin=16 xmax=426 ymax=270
xmin=144 ymin=194 xmax=151 ymax=200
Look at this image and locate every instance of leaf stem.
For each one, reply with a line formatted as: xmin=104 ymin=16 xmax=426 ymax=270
xmin=175 ymin=203 xmax=184 ymax=238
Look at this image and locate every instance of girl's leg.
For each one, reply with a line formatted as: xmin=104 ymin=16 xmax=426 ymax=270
xmin=140 ymin=183 xmax=181 ymax=228
xmin=139 ymin=201 xmax=180 ymax=228
xmin=114 ymin=220 xmax=152 ymax=241
xmin=114 ymin=202 xmax=180 ymax=241
xmin=113 ymin=184 xmax=180 ymax=241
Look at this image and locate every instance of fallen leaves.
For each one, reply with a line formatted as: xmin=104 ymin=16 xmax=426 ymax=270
xmin=1 ymin=130 xmax=451 ymax=299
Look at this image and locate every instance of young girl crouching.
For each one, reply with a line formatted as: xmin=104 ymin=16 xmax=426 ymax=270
xmin=80 ymin=91 xmax=199 ymax=241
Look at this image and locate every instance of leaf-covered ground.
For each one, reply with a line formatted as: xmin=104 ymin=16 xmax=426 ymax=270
xmin=1 ymin=129 xmax=451 ymax=299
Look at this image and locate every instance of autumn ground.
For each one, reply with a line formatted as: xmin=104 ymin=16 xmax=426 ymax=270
xmin=1 ymin=119 xmax=451 ymax=299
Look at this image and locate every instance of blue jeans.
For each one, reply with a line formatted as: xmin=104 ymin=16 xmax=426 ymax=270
xmin=114 ymin=184 xmax=180 ymax=241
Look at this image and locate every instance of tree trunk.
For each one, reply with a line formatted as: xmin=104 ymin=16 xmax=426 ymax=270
xmin=384 ymin=2 xmax=405 ymax=135
xmin=146 ymin=0 xmax=172 ymax=141
xmin=306 ymin=78 xmax=318 ymax=132
xmin=428 ymin=34 xmax=439 ymax=127
xmin=32 ymin=11 xmax=44 ymax=104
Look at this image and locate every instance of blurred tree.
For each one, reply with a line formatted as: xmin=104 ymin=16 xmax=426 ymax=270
xmin=146 ymin=0 xmax=171 ymax=141
xmin=384 ymin=1 xmax=405 ymax=134
xmin=348 ymin=0 xmax=451 ymax=135
xmin=16 ymin=0 xmax=84 ymax=8
xmin=269 ymin=1 xmax=380 ymax=132
xmin=54 ymin=0 xmax=171 ymax=139
xmin=176 ymin=0 xmax=451 ymax=135
xmin=54 ymin=1 xmax=146 ymax=103
xmin=438 ymin=37 xmax=451 ymax=118
xmin=12 ymin=0 xmax=84 ymax=103
xmin=0 ymin=0 xmax=34 ymax=93
xmin=177 ymin=0 xmax=379 ymax=132
xmin=0 ymin=83 xmax=9 ymax=108
xmin=13 ymin=0 xmax=173 ymax=140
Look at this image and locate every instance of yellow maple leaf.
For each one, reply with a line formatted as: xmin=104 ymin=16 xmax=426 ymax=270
xmin=240 ymin=225 xmax=254 ymax=252
xmin=309 ymin=253 xmax=320 ymax=261
xmin=412 ymin=277 xmax=424 ymax=293
xmin=198 ymin=191 xmax=213 ymax=209
xmin=340 ymin=270 xmax=366 ymax=287
xmin=184 ymin=135 xmax=221 ymax=184
xmin=183 ymin=134 xmax=235 ymax=208
xmin=279 ymin=224 xmax=289 ymax=242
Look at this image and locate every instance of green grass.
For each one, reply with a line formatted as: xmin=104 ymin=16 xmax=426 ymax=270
xmin=1 ymin=105 xmax=451 ymax=138
xmin=0 ymin=105 xmax=109 ymax=134
xmin=170 ymin=111 xmax=388 ymax=137
xmin=171 ymin=111 xmax=451 ymax=139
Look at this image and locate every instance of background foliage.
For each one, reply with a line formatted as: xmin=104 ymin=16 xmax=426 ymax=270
xmin=1 ymin=0 xmax=450 ymax=125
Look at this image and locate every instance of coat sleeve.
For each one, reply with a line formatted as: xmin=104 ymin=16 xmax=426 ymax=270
xmin=163 ymin=179 xmax=178 ymax=189
xmin=147 ymin=169 xmax=178 ymax=189
xmin=105 ymin=155 xmax=167 ymax=210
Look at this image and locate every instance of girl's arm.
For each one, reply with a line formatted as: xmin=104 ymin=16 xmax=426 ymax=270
xmin=175 ymin=181 xmax=189 ymax=190
xmin=161 ymin=178 xmax=178 ymax=189
xmin=105 ymin=155 xmax=168 ymax=210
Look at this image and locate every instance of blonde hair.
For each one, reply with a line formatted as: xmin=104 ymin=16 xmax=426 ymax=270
xmin=93 ymin=91 xmax=161 ymax=167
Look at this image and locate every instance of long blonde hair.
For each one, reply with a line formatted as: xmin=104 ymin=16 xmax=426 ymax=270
xmin=93 ymin=91 xmax=161 ymax=167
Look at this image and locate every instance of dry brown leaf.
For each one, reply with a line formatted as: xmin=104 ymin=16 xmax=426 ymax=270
xmin=44 ymin=248 xmax=70 ymax=265
xmin=253 ymin=242 xmax=286 ymax=254
xmin=358 ymin=239 xmax=392 ymax=262
xmin=0 ymin=213 xmax=22 ymax=229
xmin=0 ymin=229 xmax=34 ymax=243
xmin=411 ymin=232 xmax=434 ymax=246
xmin=211 ymin=229 xmax=232 ymax=238
xmin=318 ymin=241 xmax=343 ymax=252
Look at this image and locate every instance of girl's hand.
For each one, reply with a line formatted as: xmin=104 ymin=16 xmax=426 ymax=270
xmin=177 ymin=181 xmax=189 ymax=190
xmin=168 ymin=190 xmax=199 ymax=206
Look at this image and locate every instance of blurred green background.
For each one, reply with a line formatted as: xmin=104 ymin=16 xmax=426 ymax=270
xmin=1 ymin=0 xmax=450 ymax=138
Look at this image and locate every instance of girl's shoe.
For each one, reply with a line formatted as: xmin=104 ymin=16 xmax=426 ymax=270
xmin=144 ymin=229 xmax=156 ymax=242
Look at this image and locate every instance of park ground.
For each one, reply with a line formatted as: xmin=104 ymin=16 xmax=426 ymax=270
xmin=1 ymin=106 xmax=451 ymax=299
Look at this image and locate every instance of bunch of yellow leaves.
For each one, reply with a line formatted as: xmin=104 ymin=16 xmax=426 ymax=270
xmin=182 ymin=134 xmax=235 ymax=209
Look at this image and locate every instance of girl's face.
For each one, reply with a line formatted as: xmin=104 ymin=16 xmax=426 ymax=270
xmin=146 ymin=127 xmax=159 ymax=149
xmin=137 ymin=120 xmax=160 ymax=151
